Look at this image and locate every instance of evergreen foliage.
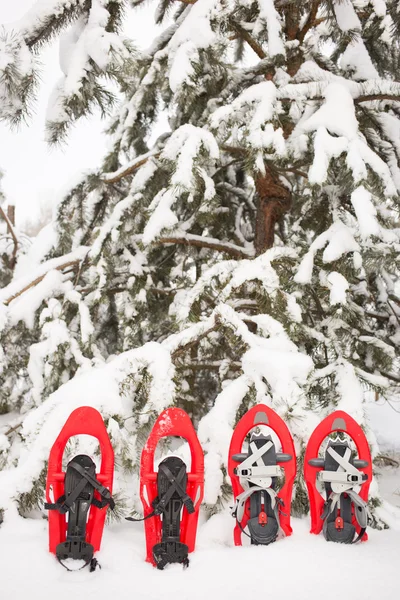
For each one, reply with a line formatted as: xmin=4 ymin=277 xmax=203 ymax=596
xmin=0 ymin=0 xmax=399 ymax=525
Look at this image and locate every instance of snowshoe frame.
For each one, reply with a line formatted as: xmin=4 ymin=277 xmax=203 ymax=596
xmin=228 ymin=404 xmax=296 ymax=545
xmin=46 ymin=406 xmax=114 ymax=560
xmin=139 ymin=408 xmax=204 ymax=567
xmin=304 ymin=410 xmax=372 ymax=541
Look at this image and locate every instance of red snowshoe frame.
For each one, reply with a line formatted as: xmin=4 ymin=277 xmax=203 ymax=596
xmin=139 ymin=408 xmax=204 ymax=566
xmin=304 ymin=410 xmax=372 ymax=540
xmin=228 ymin=404 xmax=296 ymax=545
xmin=46 ymin=406 xmax=114 ymax=555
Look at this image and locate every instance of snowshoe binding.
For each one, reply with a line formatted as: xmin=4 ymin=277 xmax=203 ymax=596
xmin=46 ymin=454 xmax=114 ymax=570
xmin=228 ymin=404 xmax=296 ymax=546
xmin=304 ymin=411 xmax=372 ymax=544
xmin=127 ymin=408 xmax=204 ymax=569
xmin=45 ymin=407 xmax=115 ymax=571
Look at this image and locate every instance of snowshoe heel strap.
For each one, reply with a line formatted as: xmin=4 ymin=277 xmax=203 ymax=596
xmin=56 ymin=539 xmax=94 ymax=563
xmin=247 ymin=515 xmax=279 ymax=545
xmin=152 ymin=541 xmax=189 ymax=570
xmin=323 ymin=520 xmax=356 ymax=544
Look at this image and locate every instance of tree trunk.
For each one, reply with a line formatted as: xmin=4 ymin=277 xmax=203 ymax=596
xmin=254 ymin=168 xmax=292 ymax=255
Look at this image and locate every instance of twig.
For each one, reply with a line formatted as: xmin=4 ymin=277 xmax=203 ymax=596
xmin=0 ymin=205 xmax=18 ymax=269
xmin=4 ymin=422 xmax=22 ymax=436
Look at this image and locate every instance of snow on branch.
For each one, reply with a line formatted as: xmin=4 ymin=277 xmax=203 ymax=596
xmin=101 ymin=150 xmax=161 ymax=184
xmin=0 ymin=247 xmax=88 ymax=306
xmin=154 ymin=234 xmax=253 ymax=259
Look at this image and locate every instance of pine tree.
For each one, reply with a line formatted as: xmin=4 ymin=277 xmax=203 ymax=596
xmin=0 ymin=0 xmax=399 ymax=525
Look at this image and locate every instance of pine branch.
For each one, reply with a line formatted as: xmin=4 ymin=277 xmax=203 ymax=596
xmin=171 ymin=326 xmax=218 ymax=358
xmin=3 ymin=260 xmax=80 ymax=306
xmin=154 ymin=234 xmax=254 ymax=259
xmin=298 ymin=1 xmax=322 ymax=44
xmin=102 ymin=150 xmax=161 ymax=184
xmin=231 ymin=22 xmax=266 ymax=60
xmin=0 ymin=205 xmax=18 ymax=269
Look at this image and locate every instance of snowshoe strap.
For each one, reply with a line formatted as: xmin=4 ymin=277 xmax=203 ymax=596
xmin=45 ymin=461 xmax=114 ymax=513
xmin=235 ymin=440 xmax=280 ymax=487
xmin=234 ymin=486 xmax=277 ymax=523
xmin=126 ymin=460 xmax=194 ymax=522
xmin=323 ymin=490 xmax=369 ymax=530
xmin=152 ymin=541 xmax=189 ymax=570
xmin=319 ymin=446 xmax=367 ymax=492
xmin=232 ymin=487 xmax=283 ymax=545
xmin=155 ymin=462 xmax=195 ymax=515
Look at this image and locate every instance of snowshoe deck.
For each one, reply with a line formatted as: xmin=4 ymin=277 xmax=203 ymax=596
xmin=228 ymin=405 xmax=296 ymax=546
xmin=45 ymin=407 xmax=114 ymax=570
xmin=132 ymin=408 xmax=204 ymax=568
xmin=304 ymin=411 xmax=372 ymax=543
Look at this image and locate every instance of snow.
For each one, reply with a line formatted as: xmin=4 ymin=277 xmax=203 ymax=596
xmin=327 ymin=271 xmax=349 ymax=305
xmin=295 ymin=222 xmax=359 ymax=285
xmin=351 ymin=186 xmax=380 ymax=238
xmin=333 ymin=0 xmax=361 ymax=32
xmin=0 ymin=505 xmax=399 ymax=599
xmin=341 ymin=39 xmax=379 ymax=81
xmin=211 ymin=81 xmax=285 ymax=157
xmin=0 ymin=246 xmax=89 ymax=307
xmin=253 ymin=0 xmax=286 ymax=58
xmin=167 ymin=0 xmax=222 ymax=92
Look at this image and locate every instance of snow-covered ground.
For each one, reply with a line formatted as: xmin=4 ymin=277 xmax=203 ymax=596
xmin=1 ymin=503 xmax=400 ymax=600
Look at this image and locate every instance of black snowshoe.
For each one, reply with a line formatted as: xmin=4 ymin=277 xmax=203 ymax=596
xmin=45 ymin=454 xmax=115 ymax=571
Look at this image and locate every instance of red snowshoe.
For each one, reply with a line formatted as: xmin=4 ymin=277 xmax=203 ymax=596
xmin=45 ymin=406 xmax=115 ymax=571
xmin=127 ymin=408 xmax=204 ymax=569
xmin=304 ymin=410 xmax=372 ymax=544
xmin=228 ymin=404 xmax=296 ymax=546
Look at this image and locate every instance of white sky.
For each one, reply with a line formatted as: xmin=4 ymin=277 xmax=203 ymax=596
xmin=0 ymin=1 xmax=159 ymax=229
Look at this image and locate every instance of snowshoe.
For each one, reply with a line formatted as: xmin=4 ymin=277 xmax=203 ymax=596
xmin=45 ymin=407 xmax=115 ymax=571
xmin=127 ymin=408 xmax=204 ymax=569
xmin=304 ymin=410 xmax=372 ymax=544
xmin=228 ymin=404 xmax=296 ymax=546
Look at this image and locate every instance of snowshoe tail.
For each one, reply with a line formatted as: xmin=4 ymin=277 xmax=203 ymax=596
xmin=304 ymin=411 xmax=372 ymax=544
xmin=228 ymin=404 xmax=296 ymax=547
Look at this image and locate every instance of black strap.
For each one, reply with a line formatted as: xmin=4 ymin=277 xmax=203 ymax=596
xmin=69 ymin=461 xmax=115 ymax=510
xmin=126 ymin=462 xmax=194 ymax=522
xmin=45 ymin=462 xmax=114 ymax=514
xmin=57 ymin=556 xmax=101 ymax=573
